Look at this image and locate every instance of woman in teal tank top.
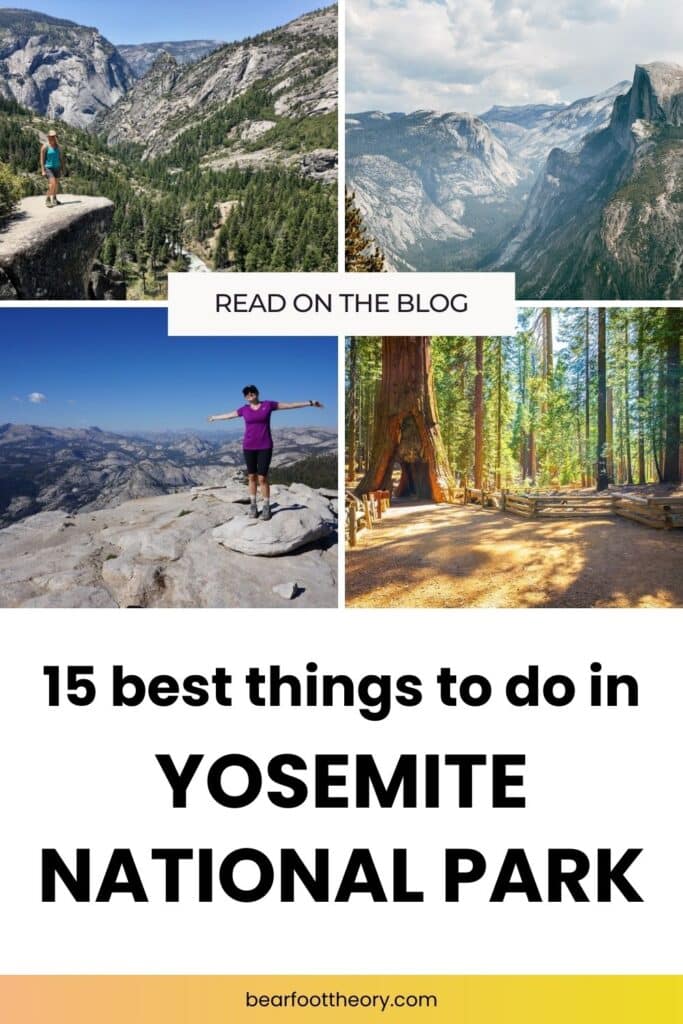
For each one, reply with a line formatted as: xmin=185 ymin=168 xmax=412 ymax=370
xmin=40 ymin=129 xmax=66 ymax=207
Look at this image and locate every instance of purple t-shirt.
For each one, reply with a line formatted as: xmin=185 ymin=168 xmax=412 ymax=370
xmin=238 ymin=400 xmax=278 ymax=450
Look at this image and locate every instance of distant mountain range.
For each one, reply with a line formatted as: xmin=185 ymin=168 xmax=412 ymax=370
xmin=347 ymin=63 xmax=683 ymax=298
xmin=118 ymin=40 xmax=223 ymax=78
xmin=0 ymin=423 xmax=337 ymax=526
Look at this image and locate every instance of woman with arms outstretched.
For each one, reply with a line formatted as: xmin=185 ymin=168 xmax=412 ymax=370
xmin=208 ymin=385 xmax=323 ymax=520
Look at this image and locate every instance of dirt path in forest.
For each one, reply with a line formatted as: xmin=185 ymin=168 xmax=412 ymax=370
xmin=346 ymin=501 xmax=683 ymax=608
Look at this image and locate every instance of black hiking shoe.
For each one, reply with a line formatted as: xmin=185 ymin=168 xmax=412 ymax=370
xmin=261 ymin=504 xmax=272 ymax=521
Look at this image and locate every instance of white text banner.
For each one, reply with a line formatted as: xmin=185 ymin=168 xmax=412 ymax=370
xmin=167 ymin=272 xmax=516 ymax=336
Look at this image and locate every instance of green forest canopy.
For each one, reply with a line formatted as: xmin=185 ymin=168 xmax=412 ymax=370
xmin=347 ymin=309 xmax=682 ymax=491
xmin=0 ymin=93 xmax=336 ymax=295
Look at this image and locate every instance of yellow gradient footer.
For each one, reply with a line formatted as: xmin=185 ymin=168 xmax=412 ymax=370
xmin=0 ymin=976 xmax=681 ymax=1022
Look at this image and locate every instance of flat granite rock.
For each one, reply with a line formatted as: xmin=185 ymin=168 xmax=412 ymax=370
xmin=0 ymin=486 xmax=337 ymax=607
xmin=0 ymin=195 xmax=114 ymax=299
xmin=213 ymin=505 xmax=333 ymax=556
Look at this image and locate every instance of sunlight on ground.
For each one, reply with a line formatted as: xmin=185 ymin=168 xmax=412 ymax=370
xmin=347 ymin=503 xmax=683 ymax=609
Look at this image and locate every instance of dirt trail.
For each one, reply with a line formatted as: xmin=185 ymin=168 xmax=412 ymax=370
xmin=346 ymin=501 xmax=683 ymax=608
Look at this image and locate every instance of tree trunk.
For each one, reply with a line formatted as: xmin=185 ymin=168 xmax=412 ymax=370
xmin=623 ymin=319 xmax=633 ymax=484
xmin=474 ymin=337 xmax=484 ymax=489
xmin=543 ymin=308 xmax=554 ymax=378
xmin=529 ymin=430 xmax=537 ymax=484
xmin=606 ymin=385 xmax=614 ymax=483
xmin=346 ymin=337 xmax=357 ymax=483
xmin=663 ymin=308 xmax=682 ymax=484
xmin=637 ymin=311 xmax=646 ymax=485
xmin=584 ymin=309 xmax=591 ymax=486
xmin=496 ymin=340 xmax=502 ymax=489
xmin=597 ymin=308 xmax=609 ymax=491
xmin=356 ymin=337 xmax=456 ymax=501
xmin=519 ymin=335 xmax=528 ymax=479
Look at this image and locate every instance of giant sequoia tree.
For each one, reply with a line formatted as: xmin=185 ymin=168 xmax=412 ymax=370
xmin=356 ymin=337 xmax=455 ymax=501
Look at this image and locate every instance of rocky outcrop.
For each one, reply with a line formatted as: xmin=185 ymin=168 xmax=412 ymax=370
xmin=489 ymin=62 xmax=683 ymax=299
xmin=0 ymin=484 xmax=338 ymax=608
xmin=88 ymin=260 xmax=126 ymax=300
xmin=98 ymin=6 xmax=337 ymax=160
xmin=301 ymin=148 xmax=337 ymax=183
xmin=0 ymin=266 xmax=17 ymax=297
xmin=0 ymin=194 xmax=114 ymax=299
xmin=213 ymin=502 xmax=335 ymax=556
xmin=0 ymin=9 xmax=134 ymax=127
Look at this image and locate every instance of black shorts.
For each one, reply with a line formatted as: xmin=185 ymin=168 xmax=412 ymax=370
xmin=45 ymin=167 xmax=61 ymax=180
xmin=244 ymin=448 xmax=272 ymax=475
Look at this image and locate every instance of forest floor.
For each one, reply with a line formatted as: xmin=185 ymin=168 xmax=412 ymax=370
xmin=346 ymin=501 xmax=683 ymax=608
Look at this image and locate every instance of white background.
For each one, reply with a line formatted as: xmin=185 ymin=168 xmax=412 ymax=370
xmin=0 ymin=607 xmax=681 ymax=973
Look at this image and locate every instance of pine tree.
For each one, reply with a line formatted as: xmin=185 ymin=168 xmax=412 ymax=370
xmin=345 ymin=191 xmax=385 ymax=272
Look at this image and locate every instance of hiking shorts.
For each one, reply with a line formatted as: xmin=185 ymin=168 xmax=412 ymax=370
xmin=45 ymin=167 xmax=61 ymax=179
xmin=244 ymin=448 xmax=273 ymax=475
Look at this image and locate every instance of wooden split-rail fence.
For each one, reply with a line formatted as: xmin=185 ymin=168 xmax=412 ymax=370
xmin=346 ymin=489 xmax=390 ymax=546
xmin=346 ymin=487 xmax=682 ymax=544
xmin=462 ymin=488 xmax=683 ymax=530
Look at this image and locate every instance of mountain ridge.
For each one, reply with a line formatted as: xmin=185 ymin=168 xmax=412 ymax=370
xmin=0 ymin=423 xmax=337 ymax=526
xmin=97 ymin=5 xmax=337 ymax=159
xmin=488 ymin=61 xmax=683 ymax=298
xmin=118 ymin=40 xmax=223 ymax=78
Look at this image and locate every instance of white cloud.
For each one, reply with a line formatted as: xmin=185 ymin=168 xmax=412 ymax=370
xmin=27 ymin=392 xmax=47 ymax=404
xmin=347 ymin=0 xmax=683 ymax=112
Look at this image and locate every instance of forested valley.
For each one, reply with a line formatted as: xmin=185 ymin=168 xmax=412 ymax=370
xmin=0 ymin=95 xmax=336 ymax=297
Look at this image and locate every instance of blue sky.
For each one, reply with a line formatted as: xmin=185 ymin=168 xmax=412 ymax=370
xmin=25 ymin=0 xmax=327 ymax=44
xmin=0 ymin=309 xmax=338 ymax=432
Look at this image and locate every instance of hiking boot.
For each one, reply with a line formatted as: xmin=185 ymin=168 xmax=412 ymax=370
xmin=52 ymin=197 xmax=61 ymax=205
xmin=261 ymin=504 xmax=272 ymax=521
xmin=248 ymin=504 xmax=259 ymax=518
xmin=45 ymin=196 xmax=53 ymax=207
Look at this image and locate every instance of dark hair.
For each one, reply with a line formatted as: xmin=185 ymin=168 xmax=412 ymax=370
xmin=242 ymin=385 xmax=259 ymax=396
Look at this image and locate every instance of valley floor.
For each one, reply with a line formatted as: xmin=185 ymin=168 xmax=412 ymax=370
xmin=346 ymin=501 xmax=683 ymax=608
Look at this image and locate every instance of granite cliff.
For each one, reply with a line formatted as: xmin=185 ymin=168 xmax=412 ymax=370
xmin=0 ymin=8 xmax=133 ymax=127
xmin=490 ymin=63 xmax=683 ymax=298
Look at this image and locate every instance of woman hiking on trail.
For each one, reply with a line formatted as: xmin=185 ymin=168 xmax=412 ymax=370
xmin=208 ymin=385 xmax=323 ymax=520
xmin=40 ymin=129 xmax=66 ymax=207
